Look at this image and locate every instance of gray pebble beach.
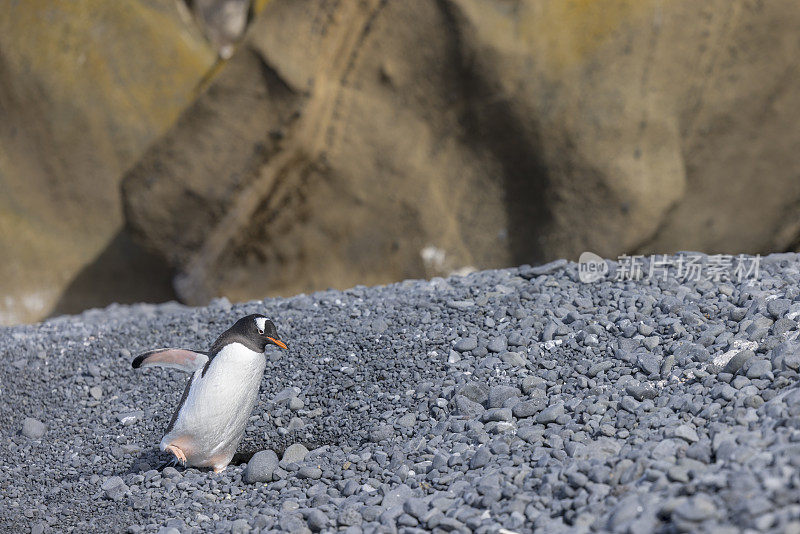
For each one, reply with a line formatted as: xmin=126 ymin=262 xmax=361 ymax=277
xmin=3 ymin=253 xmax=800 ymax=533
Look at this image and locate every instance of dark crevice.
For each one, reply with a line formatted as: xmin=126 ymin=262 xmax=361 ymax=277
xmin=437 ymin=0 xmax=553 ymax=266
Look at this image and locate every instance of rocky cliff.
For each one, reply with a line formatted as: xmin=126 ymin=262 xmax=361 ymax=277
xmin=124 ymin=0 xmax=800 ymax=306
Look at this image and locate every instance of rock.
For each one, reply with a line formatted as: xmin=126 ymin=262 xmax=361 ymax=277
xmin=512 ymin=398 xmax=546 ymax=418
xmin=487 ymin=385 xmax=520 ymax=408
xmin=0 ymin=0 xmax=215 ymax=324
xmin=767 ymin=298 xmax=791 ymax=319
xmin=305 ymin=509 xmax=328 ymax=532
xmin=453 ymin=337 xmax=478 ymax=352
xmin=500 ymin=351 xmax=529 ymax=367
xmin=370 ymin=425 xmax=394 ymax=442
xmin=745 ymin=359 xmax=772 ymax=379
xmin=673 ymin=494 xmax=717 ymax=523
xmin=487 ymin=336 xmax=508 ymax=353
xmin=481 ymin=408 xmax=512 ymax=423
xmin=403 ymin=498 xmax=428 ymax=519
xmin=637 ymin=353 xmax=661 ymax=376
xmin=122 ymin=1 xmax=800 ymax=311
xmin=273 ymin=386 xmax=302 ymax=404
xmin=458 ymin=382 xmax=489 ymax=405
xmin=625 ymin=383 xmax=658 ymax=401
xmin=382 ymin=484 xmax=413 ymax=509
xmin=336 ymin=507 xmax=364 ymax=526
xmin=536 ymin=403 xmax=565 ymax=424
xmin=21 ymin=417 xmax=46 ymax=439
xmin=454 ymin=395 xmax=485 ymax=418
xmin=101 ymin=476 xmax=128 ymax=501
xmin=282 ymin=444 xmax=309 ymax=464
xmin=673 ymin=425 xmax=700 ymax=444
xmin=724 ymin=350 xmax=755 ymax=374
xmin=397 ymin=413 xmax=417 ymax=428
xmin=230 ymin=519 xmax=251 ymax=534
xmin=298 ymin=466 xmax=322 ymax=480
xmin=116 ymin=411 xmax=144 ymax=426
xmin=243 ymin=450 xmax=280 ymax=483
xmin=89 ymin=386 xmax=103 ymax=400
xmin=470 ymin=446 xmax=493 ymax=469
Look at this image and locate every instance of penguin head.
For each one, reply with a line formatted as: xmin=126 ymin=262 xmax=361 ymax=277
xmin=236 ymin=314 xmax=288 ymax=352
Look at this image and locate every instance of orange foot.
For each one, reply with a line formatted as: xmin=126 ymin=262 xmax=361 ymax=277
xmin=165 ymin=444 xmax=187 ymax=466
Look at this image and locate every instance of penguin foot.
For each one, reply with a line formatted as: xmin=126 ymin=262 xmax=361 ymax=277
xmin=213 ymin=465 xmax=226 ymax=473
xmin=165 ymin=444 xmax=187 ymax=465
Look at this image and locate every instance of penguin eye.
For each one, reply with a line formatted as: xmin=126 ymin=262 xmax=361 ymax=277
xmin=257 ymin=327 xmax=265 ymax=335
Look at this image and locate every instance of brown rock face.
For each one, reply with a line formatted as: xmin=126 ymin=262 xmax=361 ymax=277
xmin=0 ymin=0 xmax=216 ymax=323
xmin=124 ymin=0 xmax=800 ymax=306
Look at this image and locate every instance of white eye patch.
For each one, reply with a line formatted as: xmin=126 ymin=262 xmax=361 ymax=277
xmin=255 ymin=317 xmax=268 ymax=333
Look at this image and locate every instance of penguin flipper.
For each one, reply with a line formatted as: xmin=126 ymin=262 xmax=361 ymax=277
xmin=131 ymin=348 xmax=209 ymax=372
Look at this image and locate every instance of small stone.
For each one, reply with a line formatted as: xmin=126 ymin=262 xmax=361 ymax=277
xmin=637 ymin=353 xmax=660 ymax=375
xmin=397 ymin=413 xmax=416 ymax=428
xmin=487 ymin=336 xmax=508 ymax=353
xmin=512 ymin=398 xmax=546 ymax=418
xmin=454 ymin=395 xmax=485 ymax=418
xmin=723 ymin=350 xmax=754 ymax=374
xmin=535 ymin=403 xmax=565 ymax=424
xmin=101 ymin=476 xmax=128 ymax=501
xmin=337 ymin=507 xmax=363 ymax=527
xmin=282 ymin=443 xmax=309 ymax=463
xmin=517 ymin=426 xmax=544 ymax=444
xmin=767 ymin=298 xmax=791 ymax=319
xmin=116 ymin=411 xmax=144 ymax=426
xmin=673 ymin=494 xmax=717 ymax=522
xmin=382 ymin=484 xmax=413 ymax=509
xmin=243 ymin=450 xmax=279 ymax=483
xmin=487 ymin=385 xmax=520 ymax=408
xmin=403 ymin=498 xmax=428 ymax=519
xmin=745 ymin=359 xmax=771 ymax=379
xmin=458 ymin=382 xmax=489 ymax=404
xmin=21 ymin=417 xmax=46 ymax=439
xmin=481 ymin=408 xmax=512 ymax=422
xmin=299 ymin=466 xmax=322 ymax=480
xmin=588 ymin=361 xmax=614 ymax=377
xmin=500 ymin=351 xmax=528 ymax=367
xmin=305 ymin=509 xmax=328 ymax=532
xmin=454 ymin=337 xmax=478 ymax=352
xmin=230 ymin=518 xmax=251 ymax=534
xmin=289 ymin=397 xmax=305 ymax=411
xmin=370 ymin=424 xmax=394 ymax=442
xmin=273 ymin=386 xmax=302 ymax=404
xmin=89 ymin=386 xmax=103 ymax=400
xmin=673 ymin=425 xmax=699 ymax=443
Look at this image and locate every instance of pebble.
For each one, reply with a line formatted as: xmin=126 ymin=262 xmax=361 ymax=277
xmin=21 ymin=417 xmax=46 ymax=439
xmin=673 ymin=425 xmax=700 ymax=444
xmin=282 ymin=443 xmax=309 ymax=463
xmin=1 ymin=253 xmax=798 ymax=533
xmin=536 ymin=403 xmax=565 ymax=424
xmin=454 ymin=337 xmax=478 ymax=352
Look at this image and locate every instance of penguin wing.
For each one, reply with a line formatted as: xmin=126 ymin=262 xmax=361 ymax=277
xmin=131 ymin=348 xmax=209 ymax=372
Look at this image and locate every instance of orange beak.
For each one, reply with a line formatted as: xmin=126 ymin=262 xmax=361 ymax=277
xmin=267 ymin=337 xmax=288 ymax=350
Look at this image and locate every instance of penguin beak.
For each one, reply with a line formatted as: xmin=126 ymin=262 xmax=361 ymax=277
xmin=267 ymin=337 xmax=288 ymax=350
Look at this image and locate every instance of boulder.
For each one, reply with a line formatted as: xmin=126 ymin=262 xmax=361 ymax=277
xmin=122 ymin=0 xmax=800 ymax=305
xmin=0 ymin=0 xmax=215 ymax=323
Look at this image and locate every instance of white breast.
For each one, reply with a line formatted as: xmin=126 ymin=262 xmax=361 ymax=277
xmin=161 ymin=342 xmax=266 ymax=467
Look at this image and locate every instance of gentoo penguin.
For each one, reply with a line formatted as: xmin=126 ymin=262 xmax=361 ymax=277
xmin=132 ymin=314 xmax=287 ymax=472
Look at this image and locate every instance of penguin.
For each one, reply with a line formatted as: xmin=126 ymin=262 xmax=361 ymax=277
xmin=132 ymin=314 xmax=287 ymax=472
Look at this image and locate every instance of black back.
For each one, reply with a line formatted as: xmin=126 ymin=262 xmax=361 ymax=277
xmin=202 ymin=314 xmax=282 ymax=377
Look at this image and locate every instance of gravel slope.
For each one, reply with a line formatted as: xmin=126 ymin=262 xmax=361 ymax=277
xmin=3 ymin=254 xmax=800 ymax=533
